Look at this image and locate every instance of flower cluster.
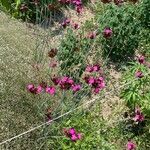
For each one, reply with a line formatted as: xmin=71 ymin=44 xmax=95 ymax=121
xmin=126 ymin=140 xmax=136 ymax=150
xmin=85 ymin=64 xmax=101 ymax=72
xmin=61 ymin=19 xmax=80 ymax=29
xmin=64 ymin=128 xmax=82 ymax=141
xmin=27 ymin=82 xmax=56 ymax=95
xmin=84 ymin=64 xmax=105 ymax=94
xmin=84 ymin=76 xmax=105 ymax=94
xmin=133 ymin=107 xmax=144 ymax=123
xmin=51 ymin=76 xmax=81 ymax=92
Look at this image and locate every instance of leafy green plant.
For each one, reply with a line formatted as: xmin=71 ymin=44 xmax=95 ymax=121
xmin=121 ymin=59 xmax=150 ymax=113
xmin=58 ymin=29 xmax=92 ymax=81
xmin=98 ymin=3 xmax=141 ymax=62
xmin=139 ymin=0 xmax=150 ymax=29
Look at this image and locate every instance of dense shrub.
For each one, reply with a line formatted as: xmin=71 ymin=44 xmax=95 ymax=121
xmin=98 ymin=3 xmax=141 ymax=62
xmin=139 ymin=0 xmax=150 ymax=29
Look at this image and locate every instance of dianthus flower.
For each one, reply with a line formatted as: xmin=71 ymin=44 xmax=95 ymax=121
xmin=72 ymin=23 xmax=80 ymax=29
xmin=71 ymin=84 xmax=81 ymax=92
xmin=88 ymin=32 xmax=96 ymax=39
xmin=103 ymin=27 xmax=113 ymax=38
xmin=27 ymin=84 xmax=43 ymax=94
xmin=137 ymin=55 xmax=145 ymax=64
xmin=46 ymin=86 xmax=56 ymax=95
xmin=133 ymin=107 xmax=144 ymax=123
xmin=64 ymin=128 xmax=82 ymax=142
xmin=135 ymin=70 xmax=144 ymax=78
xmin=126 ymin=140 xmax=136 ymax=150
xmin=61 ymin=19 xmax=71 ymax=28
xmin=59 ymin=76 xmax=74 ymax=90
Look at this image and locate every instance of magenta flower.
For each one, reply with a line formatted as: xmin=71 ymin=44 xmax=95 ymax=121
xmin=126 ymin=140 xmax=136 ymax=150
xmin=36 ymin=85 xmax=43 ymax=94
xmin=64 ymin=128 xmax=82 ymax=142
xmin=85 ymin=64 xmax=101 ymax=72
xmin=59 ymin=76 xmax=74 ymax=90
xmin=72 ymin=23 xmax=80 ymax=29
xmin=75 ymin=5 xmax=83 ymax=14
xmin=93 ymin=64 xmax=101 ymax=72
xmin=137 ymin=55 xmax=145 ymax=64
xmin=27 ymin=84 xmax=35 ymax=93
xmin=46 ymin=86 xmax=56 ymax=95
xmin=135 ymin=71 xmax=144 ymax=78
xmin=71 ymin=84 xmax=81 ymax=92
xmin=27 ymin=84 xmax=43 ymax=94
xmin=85 ymin=65 xmax=94 ymax=72
xmin=88 ymin=32 xmax=96 ymax=39
xmin=77 ymin=133 xmax=82 ymax=139
xmin=133 ymin=107 xmax=144 ymax=123
xmin=103 ymin=27 xmax=113 ymax=38
xmin=71 ymin=134 xmax=78 ymax=141
xmin=61 ymin=19 xmax=71 ymax=28
xmin=87 ymin=77 xmax=95 ymax=85
xmin=69 ymin=128 xmax=76 ymax=135
xmin=84 ymin=76 xmax=105 ymax=94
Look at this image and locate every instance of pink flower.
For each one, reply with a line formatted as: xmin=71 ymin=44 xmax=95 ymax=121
xmin=27 ymin=84 xmax=42 ymax=94
xmin=133 ymin=107 xmax=144 ymax=123
xmin=69 ymin=128 xmax=76 ymax=135
xmin=88 ymin=77 xmax=95 ymax=85
xmin=126 ymin=140 xmax=136 ymax=150
xmin=61 ymin=19 xmax=71 ymax=28
xmin=103 ymin=27 xmax=113 ymax=38
xmin=72 ymin=23 xmax=80 ymax=29
xmin=135 ymin=71 xmax=144 ymax=78
xmin=85 ymin=65 xmax=94 ymax=72
xmin=75 ymin=5 xmax=83 ymax=14
xmin=137 ymin=55 xmax=145 ymax=64
xmin=27 ymin=84 xmax=34 ymax=91
xmin=36 ymin=85 xmax=43 ymax=94
xmin=93 ymin=64 xmax=101 ymax=72
xmin=71 ymin=134 xmax=78 ymax=141
xmin=59 ymin=77 xmax=74 ymax=90
xmin=64 ymin=128 xmax=82 ymax=142
xmin=88 ymin=32 xmax=96 ymax=39
xmin=93 ymin=87 xmax=101 ymax=94
xmin=46 ymin=86 xmax=56 ymax=95
xmin=71 ymin=84 xmax=81 ymax=92
xmin=77 ymin=133 xmax=82 ymax=139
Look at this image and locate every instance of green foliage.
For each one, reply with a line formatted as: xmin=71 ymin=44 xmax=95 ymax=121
xmin=121 ymin=61 xmax=150 ymax=114
xmin=139 ymin=0 xmax=150 ymax=29
xmin=98 ymin=4 xmax=140 ymax=62
xmin=58 ymin=29 xmax=91 ymax=80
